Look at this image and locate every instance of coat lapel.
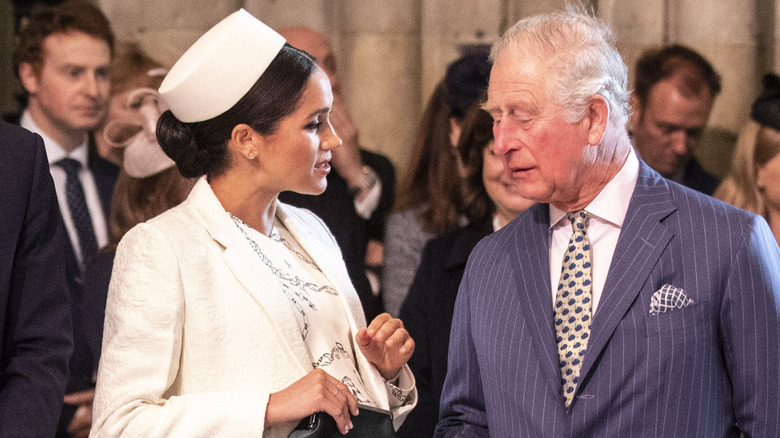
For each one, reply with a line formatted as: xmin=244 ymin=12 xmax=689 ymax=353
xmin=187 ymin=179 xmax=311 ymax=375
xmin=514 ymin=204 xmax=563 ymax=386
xmin=577 ymin=162 xmax=677 ymax=389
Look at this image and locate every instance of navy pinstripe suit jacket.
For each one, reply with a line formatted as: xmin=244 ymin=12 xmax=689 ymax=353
xmin=436 ymin=161 xmax=780 ymax=437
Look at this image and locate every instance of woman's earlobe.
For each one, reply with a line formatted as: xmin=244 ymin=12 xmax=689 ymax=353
xmin=231 ymin=124 xmax=262 ymax=160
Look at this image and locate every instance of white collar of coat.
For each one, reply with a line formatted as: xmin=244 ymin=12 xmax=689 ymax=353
xmin=179 ymin=178 xmax=388 ymax=406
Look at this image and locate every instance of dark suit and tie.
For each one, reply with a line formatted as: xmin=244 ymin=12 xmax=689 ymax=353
xmin=436 ymin=11 xmax=780 ymax=437
xmin=59 ymin=146 xmax=117 ymax=404
xmin=438 ymin=161 xmax=780 ymax=436
xmin=0 ymin=121 xmax=73 ymax=436
xmin=48 ymin=145 xmax=117 ymax=437
xmin=19 ymin=107 xmax=118 ymax=436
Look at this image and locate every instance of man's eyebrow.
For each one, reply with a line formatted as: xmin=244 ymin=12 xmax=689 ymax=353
xmin=61 ymin=64 xmax=86 ymax=71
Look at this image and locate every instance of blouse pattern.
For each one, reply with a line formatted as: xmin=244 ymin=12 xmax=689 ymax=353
xmin=231 ymin=214 xmax=413 ymax=407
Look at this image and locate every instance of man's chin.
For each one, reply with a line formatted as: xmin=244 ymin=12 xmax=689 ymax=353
xmin=73 ymin=118 xmax=104 ymax=132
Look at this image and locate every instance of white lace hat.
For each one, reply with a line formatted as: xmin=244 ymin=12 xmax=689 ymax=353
xmin=158 ymin=9 xmax=285 ymax=123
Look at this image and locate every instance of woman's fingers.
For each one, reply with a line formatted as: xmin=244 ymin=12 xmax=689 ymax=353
xmin=322 ymin=381 xmax=356 ymax=435
xmin=266 ymin=368 xmax=359 ymax=433
xmin=384 ymin=327 xmax=412 ymax=352
xmin=340 ymin=382 xmax=359 ymax=416
xmin=366 ymin=313 xmax=404 ymax=342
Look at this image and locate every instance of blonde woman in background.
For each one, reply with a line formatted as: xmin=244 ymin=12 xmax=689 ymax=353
xmin=715 ymin=73 xmax=780 ymax=245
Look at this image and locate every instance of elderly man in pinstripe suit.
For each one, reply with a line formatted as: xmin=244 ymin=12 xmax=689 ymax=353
xmin=436 ymin=10 xmax=780 ymax=438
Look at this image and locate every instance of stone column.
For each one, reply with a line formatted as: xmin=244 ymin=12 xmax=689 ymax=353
xmin=667 ymin=0 xmax=760 ymax=176
xmin=505 ymin=0 xmax=569 ymax=22
xmin=600 ymin=0 xmax=666 ymax=86
xmin=339 ymin=0 xmax=422 ymax=170
xmin=243 ymin=0 xmax=331 ymax=31
xmin=669 ymin=0 xmax=759 ymax=132
xmin=98 ymin=0 xmax=243 ymax=66
xmin=420 ymin=0 xmax=502 ymax=105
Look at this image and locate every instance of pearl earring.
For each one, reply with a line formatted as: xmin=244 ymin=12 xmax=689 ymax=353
xmin=248 ymin=152 xmax=256 ymax=159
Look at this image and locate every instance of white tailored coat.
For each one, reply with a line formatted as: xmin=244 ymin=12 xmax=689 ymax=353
xmin=90 ymin=178 xmax=416 ymax=438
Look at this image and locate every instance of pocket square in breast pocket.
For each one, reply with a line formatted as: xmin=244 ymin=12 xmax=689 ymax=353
xmin=649 ymin=284 xmax=694 ymax=316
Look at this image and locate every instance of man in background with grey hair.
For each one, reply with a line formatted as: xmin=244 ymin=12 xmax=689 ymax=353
xmin=436 ymin=10 xmax=780 ymax=437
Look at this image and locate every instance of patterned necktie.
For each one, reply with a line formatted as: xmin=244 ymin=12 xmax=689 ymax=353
xmin=554 ymin=210 xmax=593 ymax=407
xmin=56 ymin=158 xmax=98 ymax=269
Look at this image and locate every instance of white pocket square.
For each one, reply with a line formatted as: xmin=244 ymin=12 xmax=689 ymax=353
xmin=649 ymin=284 xmax=694 ymax=316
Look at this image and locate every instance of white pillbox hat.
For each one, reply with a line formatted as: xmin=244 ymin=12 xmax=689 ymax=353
xmin=158 ymin=9 xmax=286 ymax=123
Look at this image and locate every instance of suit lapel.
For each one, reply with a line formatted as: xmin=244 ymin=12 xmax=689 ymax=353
xmin=577 ymin=162 xmax=677 ymax=388
xmin=188 ymin=179 xmax=311 ymax=375
xmin=514 ymin=205 xmax=563 ymax=386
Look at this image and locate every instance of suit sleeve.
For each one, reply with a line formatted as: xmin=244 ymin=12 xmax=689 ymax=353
xmin=435 ymin=265 xmax=489 ymax=437
xmin=721 ymin=215 xmax=780 ymax=436
xmin=91 ymin=224 xmax=268 ymax=437
xmin=0 ymin=132 xmax=73 ymax=436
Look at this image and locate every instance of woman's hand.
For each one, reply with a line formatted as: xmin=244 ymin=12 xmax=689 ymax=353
xmin=265 ymin=368 xmax=358 ymax=435
xmin=64 ymin=389 xmax=94 ymax=438
xmin=356 ymin=313 xmax=415 ymax=380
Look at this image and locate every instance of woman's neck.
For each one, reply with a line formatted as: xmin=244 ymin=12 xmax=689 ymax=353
xmin=209 ymin=172 xmax=278 ymax=236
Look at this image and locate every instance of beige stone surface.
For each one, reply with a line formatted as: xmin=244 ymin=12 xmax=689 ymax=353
xmin=420 ymin=0 xmax=501 ymax=105
xmin=507 ymin=0 xmax=568 ymax=22
xmin=343 ymin=34 xmax=421 ymax=170
xmin=243 ymin=0 xmax=331 ymax=31
xmin=1 ymin=0 xmax=776 ymax=175
xmin=342 ymin=0 xmax=421 ymax=33
xmin=670 ymin=0 xmax=755 ymax=43
xmin=98 ymin=0 xmax=242 ymax=39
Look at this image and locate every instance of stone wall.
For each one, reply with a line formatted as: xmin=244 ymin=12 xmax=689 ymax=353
xmin=2 ymin=0 xmax=778 ymax=177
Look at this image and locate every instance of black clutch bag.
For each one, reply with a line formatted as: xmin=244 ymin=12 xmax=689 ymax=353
xmin=288 ymin=404 xmax=395 ymax=438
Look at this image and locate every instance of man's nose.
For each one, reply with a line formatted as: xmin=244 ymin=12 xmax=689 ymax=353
xmin=669 ymin=130 xmax=690 ymax=157
xmin=83 ymin=73 xmax=101 ymax=97
xmin=493 ymin=121 xmax=512 ymax=155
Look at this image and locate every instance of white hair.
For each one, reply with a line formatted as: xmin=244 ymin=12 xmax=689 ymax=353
xmin=490 ymin=9 xmax=631 ymax=128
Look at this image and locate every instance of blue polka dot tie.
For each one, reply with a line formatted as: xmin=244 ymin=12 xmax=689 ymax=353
xmin=56 ymin=158 xmax=98 ymax=270
xmin=555 ymin=210 xmax=593 ymax=407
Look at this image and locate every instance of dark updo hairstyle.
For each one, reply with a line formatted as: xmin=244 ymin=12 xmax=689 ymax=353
xmin=456 ymin=102 xmax=497 ymax=226
xmin=156 ymin=43 xmax=317 ymax=178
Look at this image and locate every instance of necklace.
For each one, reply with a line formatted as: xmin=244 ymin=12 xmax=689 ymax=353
xmin=229 ymin=213 xmax=338 ymax=340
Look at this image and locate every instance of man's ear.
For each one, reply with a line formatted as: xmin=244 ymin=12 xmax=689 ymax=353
xmin=230 ymin=123 xmax=260 ymax=161
xmin=449 ymin=117 xmax=462 ymax=148
xmin=756 ymin=164 xmax=768 ymax=191
xmin=18 ymin=63 xmax=39 ymax=95
xmin=628 ymin=95 xmax=641 ymax=130
xmin=584 ymin=94 xmax=609 ymax=146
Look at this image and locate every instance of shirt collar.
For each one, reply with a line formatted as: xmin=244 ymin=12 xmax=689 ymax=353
xmin=21 ymin=109 xmax=90 ymax=167
xmin=549 ymin=147 xmax=639 ymax=229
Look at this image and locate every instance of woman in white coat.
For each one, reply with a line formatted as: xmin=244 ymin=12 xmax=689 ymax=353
xmin=90 ymin=10 xmax=416 ymax=438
